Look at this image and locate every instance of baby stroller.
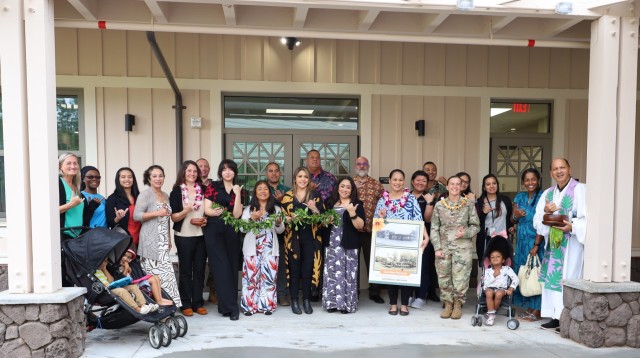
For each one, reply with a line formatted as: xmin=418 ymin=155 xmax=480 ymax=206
xmin=62 ymin=227 xmax=188 ymax=349
xmin=470 ymin=234 xmax=519 ymax=330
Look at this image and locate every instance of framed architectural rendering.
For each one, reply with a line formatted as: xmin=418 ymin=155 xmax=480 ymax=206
xmin=368 ymin=218 xmax=424 ymax=287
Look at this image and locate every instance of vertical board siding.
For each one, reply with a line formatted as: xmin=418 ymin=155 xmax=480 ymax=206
xmin=443 ymin=97 xmax=467 ymax=172
xmin=78 ymin=29 xmax=103 ymax=76
xmin=633 ymin=102 xmax=640 ymax=249
xmin=549 ymin=48 xmax=572 ymax=89
xmin=292 ymin=39 xmax=315 ymax=83
xmin=241 ymin=36 xmax=264 ymax=81
xmin=464 ymin=97 xmax=482 ymax=181
xmin=424 ymin=44 xmax=446 ymax=86
xmin=336 ymin=40 xmax=359 ymax=84
xmin=102 ymin=30 xmax=127 ymax=77
xmin=315 ymin=39 xmax=337 ymax=83
xmin=102 ymin=88 xmax=130 ymax=193
xmin=151 ymin=32 xmax=176 ymax=79
xmin=528 ymin=47 xmax=550 ymax=89
xmin=487 ymin=46 xmax=508 ymax=87
xmin=564 ymin=99 xmax=588 ymax=181
xmin=401 ymin=43 xmax=425 ymax=86
xmin=466 ymin=45 xmax=488 ymax=87
xmin=126 ymin=88 xmax=154 ymax=188
xmin=126 ymin=31 xmax=151 ymax=78
xmin=400 ymin=96 xmax=424 ymax=170
xmin=380 ymin=42 xmax=402 ymax=85
xmin=507 ymin=47 xmax=529 ymax=88
xmin=175 ymin=33 xmax=200 ymax=79
xmin=199 ymin=34 xmax=221 ymax=80
xmin=55 ymin=28 xmax=78 ymax=76
xmin=358 ymin=41 xmax=380 ymax=84
xmin=444 ymin=45 xmax=467 ymax=87
xmin=570 ymin=49 xmax=590 ymax=89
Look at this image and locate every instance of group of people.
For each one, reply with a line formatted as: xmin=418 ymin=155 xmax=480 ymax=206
xmin=58 ymin=150 xmax=586 ymax=329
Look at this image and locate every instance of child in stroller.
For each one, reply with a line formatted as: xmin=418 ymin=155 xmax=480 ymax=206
xmin=471 ymin=235 xmax=520 ymax=330
xmin=483 ymin=247 xmax=519 ymax=326
xmin=119 ymin=248 xmax=174 ymax=307
xmin=95 ymin=258 xmax=158 ymax=314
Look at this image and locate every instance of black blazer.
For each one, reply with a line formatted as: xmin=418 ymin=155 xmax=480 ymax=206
xmin=105 ymin=193 xmax=134 ymax=234
xmin=324 ymin=199 xmax=366 ymax=250
xmin=475 ymin=194 xmax=513 ymax=263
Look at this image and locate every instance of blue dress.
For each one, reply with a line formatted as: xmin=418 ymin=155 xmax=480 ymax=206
xmin=512 ymin=191 xmax=544 ymax=310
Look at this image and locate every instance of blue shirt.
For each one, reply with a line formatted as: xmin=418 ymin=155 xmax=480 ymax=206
xmin=82 ymin=191 xmax=107 ymax=228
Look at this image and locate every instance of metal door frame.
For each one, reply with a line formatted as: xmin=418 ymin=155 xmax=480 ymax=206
xmin=490 ymin=137 xmax=553 ymax=194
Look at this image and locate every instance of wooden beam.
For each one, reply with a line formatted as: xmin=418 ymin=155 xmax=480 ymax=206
xmin=223 ymin=4 xmax=237 ymax=26
xmin=293 ymin=6 xmax=309 ymax=28
xmin=358 ymin=9 xmax=380 ymax=31
xmin=67 ymin=0 xmax=97 ymax=21
xmin=144 ymin=0 xmax=169 ymax=24
xmin=491 ymin=15 xmax=517 ymax=33
xmin=422 ymin=13 xmax=449 ymax=33
xmin=544 ymin=18 xmax=582 ymax=38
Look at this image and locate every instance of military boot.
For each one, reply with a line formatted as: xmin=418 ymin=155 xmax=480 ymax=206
xmin=440 ymin=301 xmax=453 ymax=319
xmin=451 ymin=300 xmax=463 ymax=320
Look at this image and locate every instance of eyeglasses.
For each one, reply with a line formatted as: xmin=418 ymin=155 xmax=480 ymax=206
xmin=85 ymin=175 xmax=101 ymax=180
xmin=356 ymin=162 xmax=369 ymax=166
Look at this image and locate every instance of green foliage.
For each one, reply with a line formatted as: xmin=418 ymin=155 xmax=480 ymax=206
xmin=560 ymin=195 xmax=573 ymax=214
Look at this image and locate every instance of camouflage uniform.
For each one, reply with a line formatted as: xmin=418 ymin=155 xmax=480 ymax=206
xmin=430 ymin=198 xmax=480 ymax=304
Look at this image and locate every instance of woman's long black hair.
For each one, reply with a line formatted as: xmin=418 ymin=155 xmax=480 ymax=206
xmin=113 ymin=167 xmax=140 ymax=201
xmin=455 ymin=171 xmax=472 ymax=196
xmin=478 ymin=173 xmax=504 ymax=218
xmin=327 ymin=177 xmax=359 ymax=208
xmin=249 ymin=180 xmax=277 ymax=215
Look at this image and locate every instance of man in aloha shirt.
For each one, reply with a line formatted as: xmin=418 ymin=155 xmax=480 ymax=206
xmin=353 ymin=156 xmax=385 ymax=304
xmin=265 ymin=161 xmax=292 ymax=306
xmin=306 ymin=149 xmax=338 ymax=204
xmin=423 ymin=161 xmax=448 ymax=200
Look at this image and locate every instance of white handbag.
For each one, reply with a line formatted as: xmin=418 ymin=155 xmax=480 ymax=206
xmin=518 ymin=254 xmax=542 ymax=297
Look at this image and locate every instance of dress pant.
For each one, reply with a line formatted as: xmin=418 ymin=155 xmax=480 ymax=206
xmin=288 ymin=231 xmax=315 ymax=300
xmin=416 ymin=242 xmax=436 ymax=299
xmin=276 ymin=232 xmax=288 ymax=298
xmin=357 ymin=231 xmax=381 ymax=297
xmin=388 ymin=285 xmax=413 ymax=306
xmin=204 ymin=221 xmax=240 ymax=316
xmin=175 ymin=234 xmax=207 ymax=310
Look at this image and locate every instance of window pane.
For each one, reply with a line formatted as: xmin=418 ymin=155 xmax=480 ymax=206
xmin=57 ymin=96 xmax=80 ymax=151
xmin=490 ymin=102 xmax=551 ymax=134
xmin=224 ymin=96 xmax=359 ymax=131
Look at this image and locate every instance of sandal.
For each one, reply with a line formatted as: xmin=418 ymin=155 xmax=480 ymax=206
xmin=519 ymin=312 xmax=540 ymax=322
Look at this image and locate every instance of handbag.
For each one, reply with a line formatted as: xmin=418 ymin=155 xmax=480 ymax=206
xmin=518 ymin=254 xmax=542 ymax=297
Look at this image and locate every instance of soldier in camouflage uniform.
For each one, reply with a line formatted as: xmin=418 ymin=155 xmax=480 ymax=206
xmin=431 ymin=176 xmax=480 ymax=319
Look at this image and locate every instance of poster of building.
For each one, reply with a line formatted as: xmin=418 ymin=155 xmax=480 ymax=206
xmin=368 ymin=218 xmax=424 ymax=287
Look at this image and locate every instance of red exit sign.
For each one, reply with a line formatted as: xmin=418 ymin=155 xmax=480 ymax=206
xmin=513 ymin=103 xmax=531 ymax=113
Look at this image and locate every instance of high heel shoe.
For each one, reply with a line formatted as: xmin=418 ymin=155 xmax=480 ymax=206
xmin=303 ymin=299 xmax=313 ymax=314
xmin=291 ymin=299 xmax=302 ymax=315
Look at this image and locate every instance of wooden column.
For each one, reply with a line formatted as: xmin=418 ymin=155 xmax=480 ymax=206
xmin=25 ymin=0 xmax=62 ymax=293
xmin=0 ymin=0 xmax=34 ymax=293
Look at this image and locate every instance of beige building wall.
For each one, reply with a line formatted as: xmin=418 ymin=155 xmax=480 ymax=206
xmin=49 ymin=28 xmax=640 ymax=253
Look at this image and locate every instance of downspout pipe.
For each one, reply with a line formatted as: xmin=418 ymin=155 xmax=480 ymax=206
xmin=146 ymin=31 xmax=184 ymax=169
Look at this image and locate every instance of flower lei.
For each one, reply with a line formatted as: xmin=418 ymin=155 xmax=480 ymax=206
xmin=180 ymin=183 xmax=203 ymax=211
xmin=210 ymin=203 xmax=339 ymax=234
xmin=382 ymin=188 xmax=410 ymax=213
xmin=439 ymin=196 xmax=468 ymax=211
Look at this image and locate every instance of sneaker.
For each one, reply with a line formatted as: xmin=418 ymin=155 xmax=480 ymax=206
xmin=150 ymin=304 xmax=159 ymax=312
xmin=139 ymin=305 xmax=152 ymax=315
xmin=410 ymin=298 xmax=425 ymax=309
xmin=486 ymin=313 xmax=495 ymax=326
xmin=541 ymin=319 xmax=560 ymax=330
xmin=408 ymin=296 xmax=415 ymax=306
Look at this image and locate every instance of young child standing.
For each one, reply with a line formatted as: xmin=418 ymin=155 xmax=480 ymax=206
xmin=96 ymin=258 xmax=157 ymax=314
xmin=483 ymin=249 xmax=519 ymax=326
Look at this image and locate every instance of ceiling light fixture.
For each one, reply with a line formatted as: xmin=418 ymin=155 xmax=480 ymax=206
xmin=491 ymin=108 xmax=511 ymax=117
xmin=280 ymin=37 xmax=301 ymax=50
xmin=555 ymin=2 xmax=573 ymax=15
xmin=266 ymin=109 xmax=314 ymax=115
xmin=456 ymin=0 xmax=474 ymax=11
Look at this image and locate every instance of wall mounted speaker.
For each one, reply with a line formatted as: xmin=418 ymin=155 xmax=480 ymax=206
xmin=125 ymin=114 xmax=136 ymax=132
xmin=415 ymin=119 xmax=425 ymax=136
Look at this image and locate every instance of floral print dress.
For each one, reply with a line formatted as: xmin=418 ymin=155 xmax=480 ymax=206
xmin=240 ymin=212 xmax=279 ymax=314
xmin=322 ymin=207 xmax=359 ymax=313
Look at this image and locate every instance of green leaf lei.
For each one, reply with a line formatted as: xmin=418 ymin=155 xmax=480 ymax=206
xmin=210 ymin=203 xmax=340 ymax=234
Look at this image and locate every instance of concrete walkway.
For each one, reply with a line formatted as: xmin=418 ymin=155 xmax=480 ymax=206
xmin=82 ymin=291 xmax=638 ymax=358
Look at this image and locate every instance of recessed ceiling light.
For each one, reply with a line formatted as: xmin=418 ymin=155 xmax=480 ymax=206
xmin=491 ymin=108 xmax=511 ymax=117
xmin=266 ymin=109 xmax=314 ymax=115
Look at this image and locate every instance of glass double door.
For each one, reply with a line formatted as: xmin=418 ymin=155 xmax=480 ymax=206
xmin=225 ymin=134 xmax=358 ymax=195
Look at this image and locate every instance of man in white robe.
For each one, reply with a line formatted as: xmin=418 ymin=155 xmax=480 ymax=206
xmin=533 ymin=158 xmax=587 ymax=330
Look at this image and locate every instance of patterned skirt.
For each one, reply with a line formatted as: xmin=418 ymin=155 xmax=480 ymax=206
xmin=240 ymin=231 xmax=278 ymax=314
xmin=322 ymin=222 xmax=359 ymax=312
